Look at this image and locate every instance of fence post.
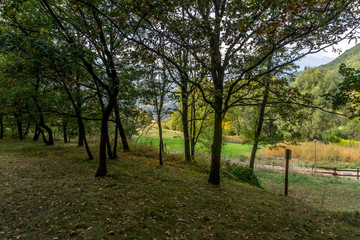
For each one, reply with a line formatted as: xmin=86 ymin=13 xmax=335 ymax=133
xmin=285 ymin=149 xmax=291 ymax=196
xmin=333 ymin=168 xmax=337 ymax=177
xmin=357 ymin=168 xmax=359 ymax=180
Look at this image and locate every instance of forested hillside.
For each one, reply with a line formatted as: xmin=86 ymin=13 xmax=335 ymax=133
xmin=320 ymin=43 xmax=360 ymax=73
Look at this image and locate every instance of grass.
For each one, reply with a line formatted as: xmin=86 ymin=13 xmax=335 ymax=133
xmin=1 ymin=138 xmax=360 ymax=239
xmin=257 ymin=170 xmax=360 ymax=213
xmin=136 ymin=126 xmax=256 ymax=158
xmin=261 ymin=142 xmax=360 ymax=168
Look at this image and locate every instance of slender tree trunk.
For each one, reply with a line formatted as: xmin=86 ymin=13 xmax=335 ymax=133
xmin=158 ymin=114 xmax=164 ymax=165
xmin=114 ymin=105 xmax=130 ymax=152
xmin=0 ymin=114 xmax=3 ymax=139
xmin=190 ymin=94 xmax=196 ymax=160
xmin=33 ymin=125 xmax=40 ymax=141
xmin=38 ymin=115 xmax=53 ymax=145
xmin=249 ymin=85 xmax=269 ymax=169
xmin=63 ymin=122 xmax=68 ymax=143
xmin=40 ymin=128 xmax=48 ymax=144
xmin=77 ymin=117 xmax=94 ymax=160
xmin=181 ymin=88 xmax=191 ymax=162
xmin=112 ymin=124 xmax=118 ymax=159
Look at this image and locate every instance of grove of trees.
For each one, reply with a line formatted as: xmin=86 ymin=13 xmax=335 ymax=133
xmin=0 ymin=0 xmax=360 ymax=185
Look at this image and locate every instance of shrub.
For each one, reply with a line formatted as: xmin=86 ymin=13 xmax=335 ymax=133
xmin=224 ymin=162 xmax=262 ymax=188
xmin=322 ymin=128 xmax=341 ymax=144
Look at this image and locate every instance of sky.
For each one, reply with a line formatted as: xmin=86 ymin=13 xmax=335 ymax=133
xmin=295 ymin=39 xmax=358 ymax=71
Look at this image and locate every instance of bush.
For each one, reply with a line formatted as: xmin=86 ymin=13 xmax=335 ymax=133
xmin=224 ymin=162 xmax=262 ymax=188
xmin=322 ymin=128 xmax=341 ymax=144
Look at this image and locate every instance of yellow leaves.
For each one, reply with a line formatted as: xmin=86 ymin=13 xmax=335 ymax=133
xmin=40 ymin=29 xmax=49 ymax=34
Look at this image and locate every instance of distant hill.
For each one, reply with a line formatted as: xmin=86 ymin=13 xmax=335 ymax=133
xmin=319 ymin=43 xmax=360 ymax=73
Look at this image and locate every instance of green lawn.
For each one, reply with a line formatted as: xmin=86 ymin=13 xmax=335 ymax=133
xmin=136 ymin=136 xmax=256 ymax=158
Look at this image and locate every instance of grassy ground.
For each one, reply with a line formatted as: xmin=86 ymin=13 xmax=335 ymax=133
xmin=257 ymin=171 xmax=360 ymax=213
xmin=1 ymin=139 xmax=360 ymax=239
xmin=136 ymin=126 xmax=255 ymax=158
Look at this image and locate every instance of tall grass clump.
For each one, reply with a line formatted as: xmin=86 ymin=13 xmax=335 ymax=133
xmin=260 ymin=141 xmax=360 ymax=164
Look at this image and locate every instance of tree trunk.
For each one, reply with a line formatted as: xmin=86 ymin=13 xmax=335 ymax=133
xmin=190 ymin=94 xmax=196 ymax=160
xmin=181 ymin=89 xmax=191 ymax=162
xmin=33 ymin=125 xmax=40 ymax=141
xmin=112 ymin=124 xmax=118 ymax=159
xmin=114 ymin=105 xmax=130 ymax=152
xmin=63 ymin=122 xmax=68 ymax=143
xmin=158 ymin=114 xmax=164 ymax=165
xmin=95 ymin=103 xmax=114 ymax=177
xmin=76 ymin=116 xmax=94 ymax=160
xmin=40 ymin=128 xmax=48 ymax=144
xmin=249 ymin=85 xmax=269 ymax=169
xmin=0 ymin=114 xmax=3 ymax=139
xmin=208 ymin=104 xmax=223 ymax=185
xmin=40 ymin=122 xmax=54 ymax=145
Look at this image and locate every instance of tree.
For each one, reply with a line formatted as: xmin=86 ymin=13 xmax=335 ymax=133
xmin=85 ymin=0 xmax=359 ymax=184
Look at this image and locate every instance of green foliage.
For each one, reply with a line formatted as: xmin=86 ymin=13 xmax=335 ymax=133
xmin=337 ymin=139 xmax=360 ymax=148
xmin=322 ymin=128 xmax=341 ymax=143
xmin=167 ymin=111 xmax=183 ymax=131
xmin=224 ymin=162 xmax=262 ymax=188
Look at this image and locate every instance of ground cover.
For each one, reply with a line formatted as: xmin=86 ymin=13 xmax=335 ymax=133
xmin=0 ymin=139 xmax=359 ymax=239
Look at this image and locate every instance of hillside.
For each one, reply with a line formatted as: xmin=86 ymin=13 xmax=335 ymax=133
xmin=320 ymin=43 xmax=360 ymax=73
xmin=1 ymin=139 xmax=360 ymax=239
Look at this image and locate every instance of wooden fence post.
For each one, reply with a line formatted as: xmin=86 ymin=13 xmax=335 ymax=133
xmin=357 ymin=168 xmax=359 ymax=180
xmin=333 ymin=168 xmax=337 ymax=177
xmin=285 ymin=149 xmax=291 ymax=196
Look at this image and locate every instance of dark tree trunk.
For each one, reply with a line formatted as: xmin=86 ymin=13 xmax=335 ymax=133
xmin=76 ymin=116 xmax=94 ymax=160
xmin=0 ymin=114 xmax=3 ymax=139
xmin=40 ymin=128 xmax=48 ymax=144
xmin=78 ymin=132 xmax=84 ymax=146
xmin=208 ymin=103 xmax=223 ymax=185
xmin=39 ymin=120 xmax=54 ymax=145
xmin=112 ymin=124 xmax=118 ymax=159
xmin=181 ymin=87 xmax=191 ymax=162
xmin=33 ymin=125 xmax=40 ymax=141
xmin=63 ymin=122 xmax=68 ymax=143
xmin=115 ymin=105 xmax=130 ymax=152
xmin=95 ymin=102 xmax=115 ymax=177
xmin=249 ymin=84 xmax=269 ymax=169
xmin=158 ymin=114 xmax=164 ymax=165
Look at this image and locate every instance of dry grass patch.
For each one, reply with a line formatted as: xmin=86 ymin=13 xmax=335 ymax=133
xmin=261 ymin=142 xmax=360 ymax=167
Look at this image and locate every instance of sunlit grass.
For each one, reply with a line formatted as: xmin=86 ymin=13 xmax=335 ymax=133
xmin=136 ymin=136 xmax=255 ymax=158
